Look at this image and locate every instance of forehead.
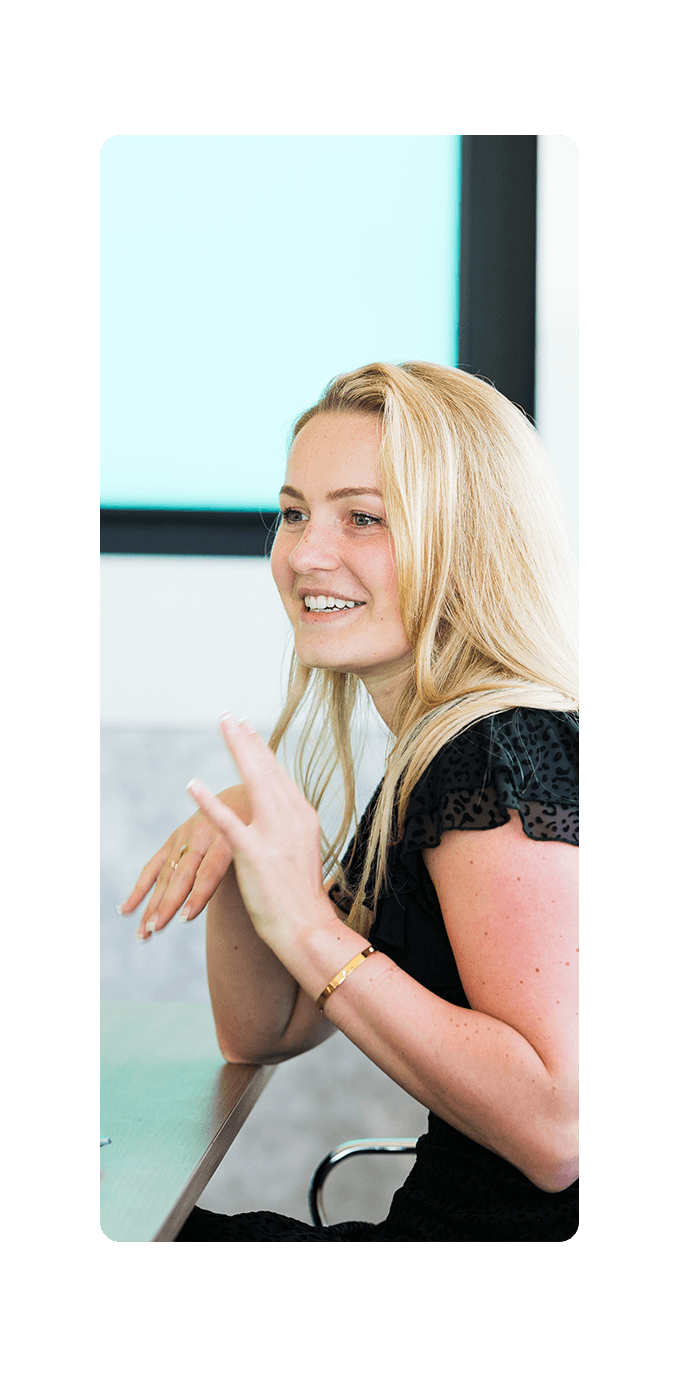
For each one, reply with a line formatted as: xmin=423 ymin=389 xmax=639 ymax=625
xmin=286 ymin=412 xmax=382 ymax=487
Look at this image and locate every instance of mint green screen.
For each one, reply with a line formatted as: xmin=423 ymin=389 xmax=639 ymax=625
xmin=101 ymin=136 xmax=461 ymax=510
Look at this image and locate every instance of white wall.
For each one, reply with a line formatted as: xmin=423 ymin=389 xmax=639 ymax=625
xmin=535 ymin=134 xmax=579 ymax=561
xmin=101 ymin=555 xmax=293 ymax=729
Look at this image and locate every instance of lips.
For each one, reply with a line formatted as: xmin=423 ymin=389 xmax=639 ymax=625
xmin=300 ymin=600 xmax=364 ymax=616
xmin=299 ymin=592 xmax=366 ymax=622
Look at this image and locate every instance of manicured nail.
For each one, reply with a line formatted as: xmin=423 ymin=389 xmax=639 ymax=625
xmin=135 ymin=930 xmax=147 ymax=944
xmin=145 ymin=919 xmax=156 ymax=933
xmin=219 ymin=713 xmax=238 ymax=735
xmin=178 ymin=908 xmax=191 ymax=923
xmin=116 ymin=903 xmax=125 ymax=915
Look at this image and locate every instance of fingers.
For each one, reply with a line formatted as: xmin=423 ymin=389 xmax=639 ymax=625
xmin=139 ymin=848 xmax=204 ymax=936
xmin=149 ymin=836 xmax=233 ymax=931
xmin=120 ymin=812 xmax=218 ymax=940
xmin=122 ymin=719 xmax=273 ymax=944
xmin=119 ymin=840 xmax=173 ymax=915
xmin=178 ymin=840 xmax=234 ymax=922
xmin=132 ymin=828 xmax=236 ymax=941
xmin=218 ymin=714 xmax=292 ymax=813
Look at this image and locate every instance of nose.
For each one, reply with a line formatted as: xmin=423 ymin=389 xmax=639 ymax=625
xmin=287 ymin=520 xmax=342 ymax=574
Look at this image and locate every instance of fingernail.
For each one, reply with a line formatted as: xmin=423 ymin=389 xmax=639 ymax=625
xmin=178 ymin=909 xmax=191 ymax=923
xmin=219 ymin=712 xmax=238 ymax=734
xmin=145 ymin=919 xmax=156 ymax=933
xmin=116 ymin=903 xmax=125 ymax=915
xmin=135 ymin=930 xmax=148 ymax=944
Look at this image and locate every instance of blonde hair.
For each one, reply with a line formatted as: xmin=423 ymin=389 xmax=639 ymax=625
xmin=269 ymin=361 xmax=578 ymax=936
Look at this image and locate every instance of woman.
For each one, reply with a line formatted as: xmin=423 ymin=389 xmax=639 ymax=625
xmin=120 ymin=361 xmax=579 ymax=1241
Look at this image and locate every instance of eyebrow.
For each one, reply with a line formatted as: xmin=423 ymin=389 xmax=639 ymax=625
xmin=279 ymin=485 xmax=383 ymax=502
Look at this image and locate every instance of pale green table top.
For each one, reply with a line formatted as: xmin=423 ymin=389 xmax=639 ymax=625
xmin=100 ymin=1001 xmax=275 ymax=1242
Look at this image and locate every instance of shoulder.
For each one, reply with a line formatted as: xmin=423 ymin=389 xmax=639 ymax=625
xmin=423 ymin=708 xmax=577 ymax=781
xmin=403 ymin=709 xmax=578 ymax=852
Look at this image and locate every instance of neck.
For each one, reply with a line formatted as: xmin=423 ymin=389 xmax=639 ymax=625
xmin=359 ymin=660 xmax=413 ymax=731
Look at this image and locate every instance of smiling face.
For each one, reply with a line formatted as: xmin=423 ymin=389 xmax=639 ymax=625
xmin=270 ymin=411 xmax=413 ymax=721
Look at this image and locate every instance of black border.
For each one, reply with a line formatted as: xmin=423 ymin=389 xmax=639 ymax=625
xmin=101 ymin=137 xmax=538 ymax=556
xmin=458 ymin=135 xmax=537 ymax=419
xmin=100 ymin=507 xmax=280 ymax=557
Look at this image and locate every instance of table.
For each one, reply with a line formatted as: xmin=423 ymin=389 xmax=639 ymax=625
xmin=100 ymin=1001 xmax=275 ymax=1241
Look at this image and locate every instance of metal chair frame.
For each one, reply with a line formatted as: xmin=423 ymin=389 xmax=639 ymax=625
xmin=308 ymin=1137 xmax=417 ymax=1227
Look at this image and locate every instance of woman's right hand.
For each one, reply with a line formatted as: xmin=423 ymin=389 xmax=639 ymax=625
xmin=118 ymin=785 xmax=249 ymax=941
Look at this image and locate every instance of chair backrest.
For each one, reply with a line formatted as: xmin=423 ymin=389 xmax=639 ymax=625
xmin=308 ymin=1137 xmax=417 ymax=1227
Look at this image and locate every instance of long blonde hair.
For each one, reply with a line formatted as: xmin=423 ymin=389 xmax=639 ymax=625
xmin=269 ymin=361 xmax=578 ymax=935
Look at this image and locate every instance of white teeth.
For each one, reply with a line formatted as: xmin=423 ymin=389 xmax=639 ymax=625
xmin=304 ymin=596 xmax=357 ymax=611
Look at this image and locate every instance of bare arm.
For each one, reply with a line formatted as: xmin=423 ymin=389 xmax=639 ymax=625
xmin=204 ymin=786 xmax=336 ymax=1063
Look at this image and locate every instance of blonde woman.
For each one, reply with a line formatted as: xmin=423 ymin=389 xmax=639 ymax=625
xmin=120 ymin=362 xmax=579 ymax=1242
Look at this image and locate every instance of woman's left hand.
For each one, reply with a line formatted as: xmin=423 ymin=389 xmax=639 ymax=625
xmin=186 ymin=714 xmax=331 ymax=954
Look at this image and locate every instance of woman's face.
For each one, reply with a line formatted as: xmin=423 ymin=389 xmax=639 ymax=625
xmin=271 ymin=412 xmax=412 ymax=713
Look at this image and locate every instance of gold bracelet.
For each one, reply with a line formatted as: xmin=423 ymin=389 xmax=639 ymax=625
xmin=315 ymin=946 xmax=376 ymax=1013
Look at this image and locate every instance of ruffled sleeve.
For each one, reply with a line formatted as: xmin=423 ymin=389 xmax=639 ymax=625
xmin=335 ymin=709 xmax=578 ymax=1006
xmin=401 ymin=708 xmax=578 ymax=854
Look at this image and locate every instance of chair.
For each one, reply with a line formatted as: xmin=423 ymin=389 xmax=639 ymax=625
xmin=308 ymin=1137 xmax=417 ymax=1227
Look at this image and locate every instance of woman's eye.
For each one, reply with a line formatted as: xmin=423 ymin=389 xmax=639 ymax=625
xmin=279 ymin=508 xmax=382 ymax=529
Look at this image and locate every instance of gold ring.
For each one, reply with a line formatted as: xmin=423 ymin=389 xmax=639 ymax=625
xmin=179 ymin=844 xmax=188 ymax=858
xmin=167 ymin=859 xmax=179 ymax=870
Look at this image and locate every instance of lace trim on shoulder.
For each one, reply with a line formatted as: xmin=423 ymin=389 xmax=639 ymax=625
xmin=402 ymin=785 xmax=578 ymax=851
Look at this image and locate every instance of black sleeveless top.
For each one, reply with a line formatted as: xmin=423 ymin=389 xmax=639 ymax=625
xmin=177 ymin=708 xmax=578 ymax=1242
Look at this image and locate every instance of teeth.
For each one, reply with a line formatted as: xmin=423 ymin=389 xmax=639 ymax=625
xmin=304 ymin=596 xmax=357 ymax=611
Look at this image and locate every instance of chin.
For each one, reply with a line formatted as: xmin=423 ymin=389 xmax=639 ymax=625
xmin=297 ymin=650 xmax=353 ymax=673
xmin=294 ymin=638 xmax=359 ymax=675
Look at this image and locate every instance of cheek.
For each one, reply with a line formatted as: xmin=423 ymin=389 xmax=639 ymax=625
xmin=380 ymin=552 xmax=402 ymax=613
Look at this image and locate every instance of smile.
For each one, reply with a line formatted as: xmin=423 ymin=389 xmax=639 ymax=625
xmin=303 ymin=595 xmax=364 ymax=611
xmin=298 ymin=602 xmax=365 ymax=624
